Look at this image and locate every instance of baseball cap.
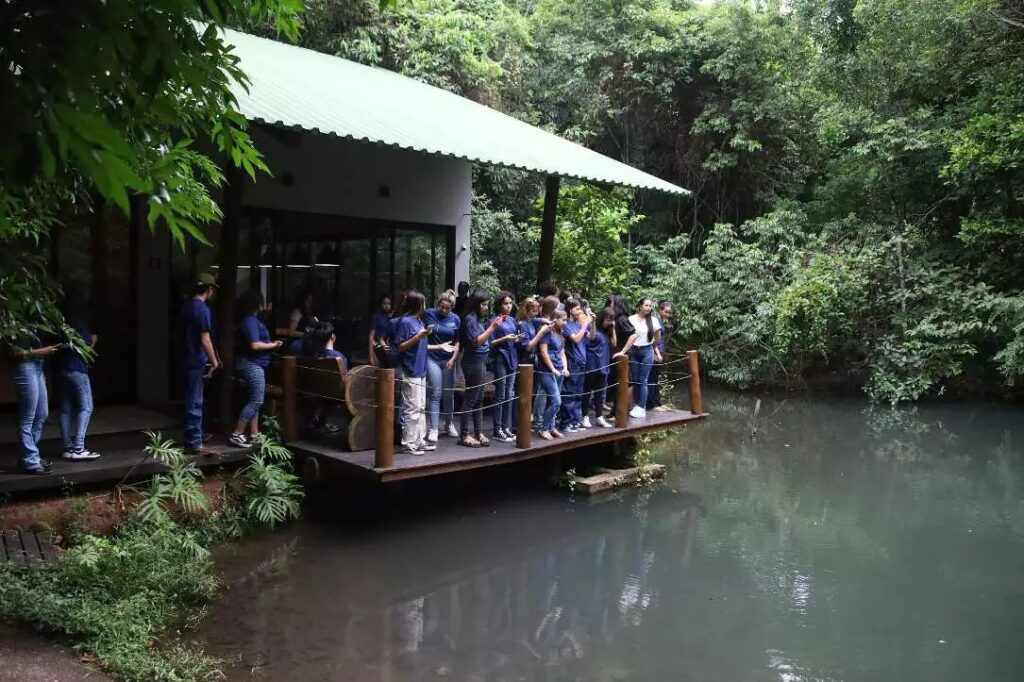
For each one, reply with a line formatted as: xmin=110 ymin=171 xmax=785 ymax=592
xmin=196 ymin=272 xmax=219 ymax=288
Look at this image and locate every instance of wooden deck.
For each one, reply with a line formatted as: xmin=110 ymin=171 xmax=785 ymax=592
xmin=292 ymin=408 xmax=707 ymax=483
xmin=0 ymin=439 xmax=247 ymax=496
xmin=1 ymin=529 xmax=57 ymax=566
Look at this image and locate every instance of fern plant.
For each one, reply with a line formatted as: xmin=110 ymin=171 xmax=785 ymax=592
xmin=134 ymin=432 xmax=211 ymax=525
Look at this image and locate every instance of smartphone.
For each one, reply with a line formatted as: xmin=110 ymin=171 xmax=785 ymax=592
xmin=425 ymin=324 xmax=437 ymax=333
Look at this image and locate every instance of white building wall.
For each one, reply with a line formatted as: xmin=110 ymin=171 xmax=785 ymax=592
xmin=245 ymin=128 xmax=472 ymax=284
xmin=135 ymin=129 xmax=473 ymax=403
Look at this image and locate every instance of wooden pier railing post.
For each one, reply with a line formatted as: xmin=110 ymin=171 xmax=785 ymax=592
xmin=615 ymin=354 xmax=630 ymax=428
xmin=280 ymin=355 xmax=298 ymax=442
xmin=516 ymin=364 xmax=533 ymax=449
xmin=687 ymin=350 xmax=703 ymax=415
xmin=375 ymin=367 xmax=395 ymax=468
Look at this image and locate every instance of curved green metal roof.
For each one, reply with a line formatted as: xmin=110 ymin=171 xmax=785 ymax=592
xmin=223 ymin=27 xmax=688 ymax=195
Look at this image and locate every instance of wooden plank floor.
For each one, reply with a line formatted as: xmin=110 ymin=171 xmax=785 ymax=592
xmin=1 ymin=529 xmax=57 ymax=566
xmin=0 ymin=441 xmax=247 ymax=496
xmin=292 ymin=408 xmax=707 ymax=483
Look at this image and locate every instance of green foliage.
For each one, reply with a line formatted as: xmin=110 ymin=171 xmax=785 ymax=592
xmin=0 ymin=0 xmax=304 ymax=345
xmin=0 ymin=431 xmax=303 ymax=680
xmin=537 ymin=185 xmax=642 ymax=300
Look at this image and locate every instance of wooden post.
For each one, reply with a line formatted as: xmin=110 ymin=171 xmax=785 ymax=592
xmin=280 ymin=355 xmax=298 ymax=442
xmin=516 ymin=364 xmax=533 ymax=449
xmin=217 ymin=167 xmax=244 ymax=433
xmin=536 ymin=175 xmax=560 ymax=288
xmin=375 ymin=367 xmax=395 ymax=468
xmin=615 ymin=354 xmax=630 ymax=427
xmin=687 ymin=349 xmax=703 ymax=415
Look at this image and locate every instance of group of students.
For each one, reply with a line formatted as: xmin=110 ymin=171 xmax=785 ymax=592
xmin=7 ymin=292 xmax=102 ymax=475
xmin=177 ymin=278 xmax=349 ymax=456
xmin=369 ymin=282 xmax=674 ymax=455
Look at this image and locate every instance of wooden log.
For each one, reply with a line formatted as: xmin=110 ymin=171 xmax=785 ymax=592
xmin=516 ymin=364 xmax=533 ymax=449
xmin=281 ymin=355 xmax=298 ymax=442
xmin=3 ymin=530 xmax=27 ymax=567
xmin=344 ymin=364 xmax=377 ymax=416
xmin=375 ymin=367 xmax=394 ymax=468
xmin=615 ymin=354 xmax=630 ymax=427
xmin=560 ymin=464 xmax=667 ymax=496
xmin=347 ymin=411 xmax=376 ymax=451
xmin=687 ymin=349 xmax=703 ymax=415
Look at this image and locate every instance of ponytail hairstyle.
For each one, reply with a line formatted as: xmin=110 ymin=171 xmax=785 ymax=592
xmin=398 ymin=290 xmax=426 ymax=318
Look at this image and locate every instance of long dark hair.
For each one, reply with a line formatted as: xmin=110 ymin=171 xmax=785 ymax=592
xmin=607 ymin=295 xmax=631 ymax=319
xmin=398 ymin=290 xmax=426 ymax=318
xmin=636 ymin=297 xmax=654 ymax=339
xmin=493 ymin=290 xmax=514 ymax=316
xmin=595 ymin=306 xmax=615 ymax=336
xmin=468 ymin=291 xmax=490 ymax=318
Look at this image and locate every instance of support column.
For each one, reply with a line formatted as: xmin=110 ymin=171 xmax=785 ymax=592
xmin=516 ymin=364 xmax=533 ymax=449
xmin=375 ymin=367 xmax=395 ymax=468
xmin=132 ymin=194 xmax=170 ymax=405
xmin=536 ymin=175 xmax=560 ymax=289
xmin=615 ymin=354 xmax=630 ymax=428
xmin=217 ymin=168 xmax=244 ymax=432
xmin=687 ymin=349 xmax=703 ymax=415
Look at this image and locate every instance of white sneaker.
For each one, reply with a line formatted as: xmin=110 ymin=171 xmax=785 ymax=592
xmin=629 ymin=405 xmax=647 ymax=419
xmin=421 ymin=442 xmax=437 ymax=452
xmin=63 ymin=448 xmax=101 ymax=461
xmin=402 ymin=445 xmax=425 ymax=456
xmin=597 ymin=416 xmax=613 ymax=428
xmin=445 ymin=424 xmax=459 ymax=438
xmin=228 ymin=433 xmax=250 ymax=448
xmin=581 ymin=417 xmax=592 ymax=429
xmin=427 ymin=429 xmax=439 ymax=443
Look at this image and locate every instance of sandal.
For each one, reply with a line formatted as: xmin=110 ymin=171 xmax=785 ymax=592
xmin=475 ymin=433 xmax=491 ymax=447
xmin=459 ymin=435 xmax=481 ymax=448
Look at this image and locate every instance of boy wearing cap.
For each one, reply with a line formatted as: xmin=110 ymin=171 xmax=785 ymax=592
xmin=178 ymin=273 xmax=220 ymax=456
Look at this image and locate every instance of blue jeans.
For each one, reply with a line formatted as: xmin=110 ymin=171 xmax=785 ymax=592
xmin=12 ymin=359 xmax=47 ymax=468
xmin=559 ymin=360 xmax=584 ymax=426
xmin=59 ymin=370 xmax=94 ymax=450
xmin=235 ymin=358 xmax=266 ymax=424
xmin=630 ymin=345 xmax=654 ymax=410
xmin=183 ymin=367 xmax=205 ymax=449
xmin=426 ymin=356 xmax=455 ymax=431
xmin=537 ymin=371 xmax=562 ymax=433
xmin=492 ymin=359 xmax=515 ymax=433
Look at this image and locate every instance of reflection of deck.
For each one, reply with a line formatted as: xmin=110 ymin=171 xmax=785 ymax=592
xmin=292 ymin=408 xmax=707 ymax=483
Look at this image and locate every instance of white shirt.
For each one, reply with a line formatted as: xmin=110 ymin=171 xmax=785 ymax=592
xmin=628 ymin=313 xmax=662 ymax=347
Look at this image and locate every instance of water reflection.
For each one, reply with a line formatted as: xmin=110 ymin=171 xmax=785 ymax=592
xmin=202 ymin=389 xmax=1024 ymax=682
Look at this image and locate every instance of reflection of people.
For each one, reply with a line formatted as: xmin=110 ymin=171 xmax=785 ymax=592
xmin=368 ymin=294 xmax=392 ymax=366
xmin=230 ymin=291 xmax=283 ymax=448
xmin=177 ymin=273 xmax=219 ymax=456
xmin=424 ymin=290 xmax=460 ymax=442
xmin=57 ymin=292 xmax=101 ymax=460
xmin=8 ymin=334 xmax=61 ymax=474
xmin=288 ymin=290 xmax=315 ymax=339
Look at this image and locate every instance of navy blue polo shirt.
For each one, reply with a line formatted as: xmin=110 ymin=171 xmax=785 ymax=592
xmin=424 ymin=308 xmax=460 ymax=362
xmin=178 ymin=297 xmax=213 ymax=370
xmin=238 ymin=314 xmax=272 ymax=368
xmin=395 ymin=316 xmax=428 ymax=378
xmin=563 ymin=320 xmax=587 ymax=368
xmin=463 ymin=314 xmax=490 ymax=355
xmin=587 ymin=328 xmax=612 ymax=376
xmin=492 ymin=315 xmax=519 ymax=372
xmin=541 ymin=330 xmax=565 ymax=372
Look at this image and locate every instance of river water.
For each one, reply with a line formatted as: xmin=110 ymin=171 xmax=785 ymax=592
xmin=200 ymin=390 xmax=1024 ymax=681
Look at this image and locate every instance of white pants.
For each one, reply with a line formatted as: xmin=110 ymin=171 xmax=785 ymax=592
xmin=401 ymin=376 xmax=427 ymax=450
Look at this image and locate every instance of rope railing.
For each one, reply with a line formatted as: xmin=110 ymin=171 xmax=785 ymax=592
xmin=267 ymin=349 xmax=704 ymax=467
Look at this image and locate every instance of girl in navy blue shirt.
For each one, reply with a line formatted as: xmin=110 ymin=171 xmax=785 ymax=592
xmin=395 ymin=291 xmax=433 ymax=455
xmin=585 ymin=307 xmax=618 ymax=428
xmin=460 ymin=292 xmax=506 ymax=447
xmin=490 ymin=291 xmax=521 ymax=442
xmin=368 ymin=294 xmax=393 ymax=367
xmin=231 ymin=291 xmax=283 ymax=448
xmin=537 ymin=307 xmax=569 ymax=440
xmin=424 ymin=290 xmax=461 ymax=441
xmin=559 ymin=298 xmax=592 ymax=432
